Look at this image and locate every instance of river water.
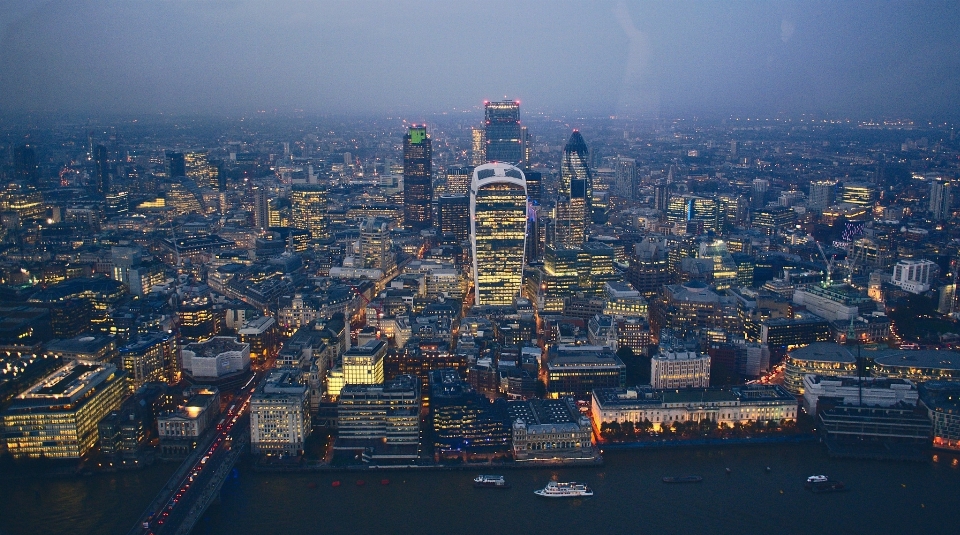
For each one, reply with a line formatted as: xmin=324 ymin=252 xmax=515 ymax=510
xmin=3 ymin=444 xmax=960 ymax=535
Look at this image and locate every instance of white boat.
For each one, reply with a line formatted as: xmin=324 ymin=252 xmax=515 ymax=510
xmin=473 ymin=475 xmax=510 ymax=488
xmin=534 ymin=481 xmax=593 ymax=498
xmin=806 ymin=475 xmax=829 ymax=484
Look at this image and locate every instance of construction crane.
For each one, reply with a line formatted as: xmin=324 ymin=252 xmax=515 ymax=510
xmin=813 ymin=237 xmax=836 ymax=287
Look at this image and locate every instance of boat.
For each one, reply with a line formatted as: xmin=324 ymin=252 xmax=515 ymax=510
xmin=474 ymin=475 xmax=511 ymax=489
xmin=662 ymin=476 xmax=703 ymax=484
xmin=534 ymin=481 xmax=593 ymax=498
xmin=805 ymin=475 xmax=830 ymax=488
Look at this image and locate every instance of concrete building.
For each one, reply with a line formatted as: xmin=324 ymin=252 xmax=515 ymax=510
xmin=792 ymin=284 xmax=874 ymax=322
xmin=802 ymin=375 xmax=918 ymax=414
xmin=651 ymin=348 xmax=711 ymax=389
xmin=591 ymin=384 xmax=797 ymax=432
xmin=891 ymin=259 xmax=936 ymax=294
xmin=181 ymin=336 xmax=250 ymax=381
xmin=2 ymin=361 xmax=126 ymax=458
xmin=250 ymin=369 xmax=309 ymax=457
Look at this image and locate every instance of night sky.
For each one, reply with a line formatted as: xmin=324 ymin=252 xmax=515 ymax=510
xmin=1 ymin=0 xmax=958 ymax=118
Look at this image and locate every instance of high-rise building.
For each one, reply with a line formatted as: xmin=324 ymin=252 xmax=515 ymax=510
xmin=615 ymin=157 xmax=637 ymax=199
xmin=471 ymin=163 xmax=527 ymax=306
xmin=523 ymin=169 xmax=542 ymax=204
xmin=93 ymin=145 xmax=109 ymax=197
xmin=438 ymin=194 xmax=470 ymax=243
xmin=253 ymin=187 xmax=269 ymax=230
xmin=484 ymin=100 xmax=522 ymax=164
xmin=520 ymin=126 xmax=531 ymax=166
xmin=930 ymin=178 xmax=953 ymax=221
xmin=841 ymin=181 xmax=875 ymax=206
xmin=444 ymin=166 xmax=472 ymax=196
xmin=403 ymin=125 xmax=432 ymax=230
xmin=167 ymin=151 xmax=186 ymax=178
xmin=13 ymin=144 xmax=40 ymax=186
xmin=808 ymin=180 xmax=837 ymax=210
xmin=556 ymin=131 xmax=593 ymax=248
xmin=290 ymin=184 xmax=328 ymax=240
xmin=751 ymin=178 xmax=769 ymax=209
xmin=471 ymin=127 xmax=486 ymax=166
xmin=654 ymin=180 xmax=669 ymax=213
xmin=359 ymin=217 xmax=395 ymax=272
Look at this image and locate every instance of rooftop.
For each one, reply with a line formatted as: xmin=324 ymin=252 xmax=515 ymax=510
xmin=788 ymin=342 xmax=856 ymax=364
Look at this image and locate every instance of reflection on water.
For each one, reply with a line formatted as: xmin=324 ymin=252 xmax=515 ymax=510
xmin=3 ymin=445 xmax=960 ymax=535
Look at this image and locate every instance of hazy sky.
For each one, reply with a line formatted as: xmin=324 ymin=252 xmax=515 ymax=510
xmin=1 ymin=0 xmax=958 ymax=119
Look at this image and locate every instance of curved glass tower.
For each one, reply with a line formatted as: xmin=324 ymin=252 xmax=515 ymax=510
xmin=470 ymin=163 xmax=528 ymax=306
xmin=557 ymin=130 xmax=593 ymax=248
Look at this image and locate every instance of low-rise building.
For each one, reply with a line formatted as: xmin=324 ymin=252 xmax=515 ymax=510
xmin=507 ymin=397 xmax=594 ymax=461
xmin=545 ymin=345 xmax=626 ymax=400
xmin=118 ymin=332 xmax=178 ymax=392
xmin=591 ymin=384 xmax=798 ymax=432
xmin=250 ymin=368 xmax=309 ymax=457
xmin=871 ymin=349 xmax=960 ymax=382
xmin=802 ymin=375 xmax=918 ymax=414
xmin=181 ymin=336 xmax=250 ymax=381
xmin=43 ymin=333 xmax=117 ymax=362
xmin=651 ymin=349 xmax=711 ymax=389
xmin=156 ymin=386 xmax=220 ymax=457
xmin=783 ymin=343 xmax=858 ymax=395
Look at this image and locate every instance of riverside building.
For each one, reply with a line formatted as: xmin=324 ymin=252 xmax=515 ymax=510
xmin=336 ymin=374 xmax=420 ymax=462
xmin=2 ymin=361 xmax=125 ymax=458
xmin=250 ymin=368 xmax=309 ymax=457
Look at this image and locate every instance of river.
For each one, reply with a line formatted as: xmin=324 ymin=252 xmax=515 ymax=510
xmin=3 ymin=444 xmax=960 ymax=535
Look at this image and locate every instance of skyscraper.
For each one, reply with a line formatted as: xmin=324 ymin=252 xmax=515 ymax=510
xmin=614 ymin=157 xmax=637 ymax=199
xmin=167 ymin=151 xmax=186 ymax=178
xmin=930 ymin=178 xmax=953 ymax=221
xmin=438 ymin=194 xmax=470 ymax=243
xmin=808 ymin=180 xmax=836 ymax=210
xmin=484 ymin=100 xmax=522 ymax=164
xmin=557 ymin=131 xmax=593 ymax=248
xmin=471 ymin=163 xmax=527 ymax=306
xmin=13 ymin=144 xmax=39 ymax=186
xmin=403 ymin=125 xmax=432 ymax=230
xmin=444 ymin=166 xmax=472 ymax=196
xmin=471 ymin=127 xmax=486 ymax=166
xmin=290 ymin=184 xmax=328 ymax=240
xmin=93 ymin=144 xmax=109 ymax=197
xmin=253 ymin=187 xmax=269 ymax=230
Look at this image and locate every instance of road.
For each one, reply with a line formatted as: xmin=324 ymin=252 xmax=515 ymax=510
xmin=129 ymin=374 xmax=258 ymax=535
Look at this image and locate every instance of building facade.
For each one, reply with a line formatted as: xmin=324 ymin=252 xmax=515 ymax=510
xmin=250 ymin=369 xmax=309 ymax=457
xmin=470 ymin=163 xmax=527 ymax=306
xmin=403 ymin=125 xmax=432 ymax=230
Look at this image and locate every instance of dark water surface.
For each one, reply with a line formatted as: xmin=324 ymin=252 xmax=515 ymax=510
xmin=3 ymin=444 xmax=960 ymax=535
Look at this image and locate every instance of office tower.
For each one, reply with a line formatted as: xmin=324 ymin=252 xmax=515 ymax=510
xmin=253 ymin=187 xmax=269 ymax=230
xmin=250 ymin=369 xmax=309 ymax=457
xmin=615 ymin=157 xmax=637 ymax=199
xmin=403 ymin=125 xmax=432 ymax=230
xmin=471 ymin=127 xmax=486 ymax=166
xmin=471 ymin=163 xmax=527 ymax=306
xmin=930 ymin=178 xmax=953 ymax=221
xmin=484 ymin=100 xmax=522 ymax=164
xmin=13 ymin=144 xmax=39 ymax=186
xmin=185 ymin=151 xmax=216 ymax=188
xmin=93 ymin=144 xmax=109 ymax=196
xmin=524 ymin=170 xmax=542 ymax=204
xmin=2 ymin=361 xmax=125 ymax=459
xmin=445 ymin=166 xmax=472 ymax=196
xmin=290 ymin=184 xmax=328 ymax=240
xmin=343 ymin=339 xmax=387 ymax=386
xmin=520 ymin=126 xmax=531 ymax=166
xmin=751 ymin=178 xmax=769 ymax=209
xmin=730 ymin=140 xmax=738 ymax=159
xmin=808 ymin=180 xmax=836 ymax=210
xmin=557 ymin=131 xmax=593 ymax=248
xmin=438 ymin=194 xmax=470 ymax=243
xmin=167 ymin=151 xmax=186 ymax=178
xmin=359 ymin=217 xmax=395 ymax=272
xmin=654 ymin=180 xmax=669 ymax=213
xmin=337 ymin=375 xmax=420 ymax=462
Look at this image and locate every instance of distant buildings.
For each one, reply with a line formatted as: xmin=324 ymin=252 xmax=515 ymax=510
xmin=483 ymin=100 xmax=522 ymax=164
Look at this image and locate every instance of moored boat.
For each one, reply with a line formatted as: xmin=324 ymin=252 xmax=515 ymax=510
xmin=534 ymin=481 xmax=593 ymax=498
xmin=473 ymin=475 xmax=510 ymax=489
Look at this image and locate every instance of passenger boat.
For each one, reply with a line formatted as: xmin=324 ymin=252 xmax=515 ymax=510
xmin=473 ymin=475 xmax=510 ymax=489
xmin=534 ymin=481 xmax=593 ymax=497
xmin=805 ymin=475 xmax=829 ymax=488
xmin=662 ymin=476 xmax=703 ymax=484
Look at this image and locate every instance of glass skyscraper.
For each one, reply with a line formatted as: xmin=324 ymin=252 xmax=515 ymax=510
xmin=557 ymin=130 xmax=593 ymax=248
xmin=403 ymin=125 xmax=433 ymax=230
xmin=484 ymin=100 xmax=522 ymax=164
xmin=471 ymin=163 xmax=528 ymax=306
